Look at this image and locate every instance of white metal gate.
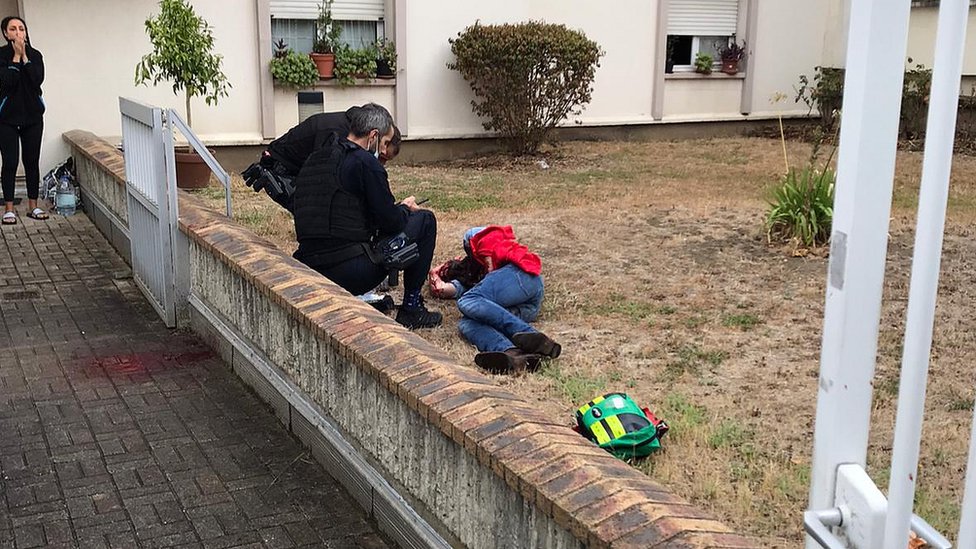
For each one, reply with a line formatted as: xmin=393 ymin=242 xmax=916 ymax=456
xmin=118 ymin=98 xmax=233 ymax=329
xmin=119 ymin=98 xmax=179 ymax=327
xmin=805 ymin=0 xmax=971 ymax=548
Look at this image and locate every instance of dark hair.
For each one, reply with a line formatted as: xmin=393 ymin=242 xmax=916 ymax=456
xmin=343 ymin=105 xmax=362 ymax=123
xmin=348 ymin=103 xmax=394 ymax=139
xmin=385 ymin=126 xmax=402 ymax=157
xmin=442 ymin=255 xmax=486 ymax=288
xmin=0 ymin=16 xmax=28 ymax=45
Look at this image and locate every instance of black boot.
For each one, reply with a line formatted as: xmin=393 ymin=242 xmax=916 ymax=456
xmin=474 ymin=348 xmax=542 ymax=375
xmin=365 ymin=295 xmax=395 ymax=313
xmin=511 ymin=331 xmax=561 ymax=359
xmin=395 ymin=304 xmax=442 ymax=329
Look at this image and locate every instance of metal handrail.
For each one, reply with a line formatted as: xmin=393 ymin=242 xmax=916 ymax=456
xmin=165 ymin=109 xmax=233 ymax=218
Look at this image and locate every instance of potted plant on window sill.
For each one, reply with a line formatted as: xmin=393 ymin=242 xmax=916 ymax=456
xmin=693 ymin=53 xmax=713 ymax=75
xmin=334 ymin=45 xmax=377 ymax=86
xmin=718 ymin=39 xmax=746 ymax=75
xmin=375 ymin=38 xmax=396 ymax=78
xmin=270 ymin=39 xmax=319 ymax=89
xmin=310 ymin=0 xmax=342 ymax=78
xmin=135 ymin=0 xmax=230 ymax=189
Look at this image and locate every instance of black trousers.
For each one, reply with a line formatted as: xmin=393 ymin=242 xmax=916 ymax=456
xmin=315 ymin=209 xmax=437 ymax=296
xmin=0 ymin=121 xmax=43 ymax=203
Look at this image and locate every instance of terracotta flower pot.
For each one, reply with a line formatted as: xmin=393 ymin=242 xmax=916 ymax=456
xmin=310 ymin=53 xmax=335 ymax=78
xmin=174 ymin=148 xmax=212 ymax=190
xmin=721 ymin=60 xmax=740 ymax=75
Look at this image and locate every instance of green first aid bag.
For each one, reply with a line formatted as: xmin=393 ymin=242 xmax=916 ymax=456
xmin=575 ymin=393 xmax=669 ymax=460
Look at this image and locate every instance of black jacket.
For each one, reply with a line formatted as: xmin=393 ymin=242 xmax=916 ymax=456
xmin=0 ymin=43 xmax=44 ymax=126
xmin=292 ymin=136 xmax=408 ymax=264
xmin=268 ymin=110 xmax=351 ymax=174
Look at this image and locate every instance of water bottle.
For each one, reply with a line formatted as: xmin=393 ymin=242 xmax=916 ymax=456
xmin=55 ymin=175 xmax=76 ymax=216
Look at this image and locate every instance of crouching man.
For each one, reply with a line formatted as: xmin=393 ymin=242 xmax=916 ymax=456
xmin=291 ymin=103 xmax=441 ymax=329
xmin=243 ymin=106 xmax=401 ymax=212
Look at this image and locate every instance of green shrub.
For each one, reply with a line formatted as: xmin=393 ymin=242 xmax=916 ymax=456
xmin=765 ymin=166 xmax=836 ymax=248
xmin=901 ymin=61 xmax=932 ymax=140
xmin=795 ymin=66 xmax=845 ymax=130
xmin=333 ymin=45 xmax=377 ymax=86
xmin=270 ymin=50 xmax=319 ymax=89
xmin=796 ymin=63 xmax=934 ymax=137
xmin=448 ymin=21 xmax=603 ymax=155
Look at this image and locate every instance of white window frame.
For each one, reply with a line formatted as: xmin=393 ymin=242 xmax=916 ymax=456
xmin=269 ymin=0 xmax=386 ymax=54
xmin=270 ymin=17 xmax=385 ymax=54
xmin=670 ymin=35 xmax=732 ymax=73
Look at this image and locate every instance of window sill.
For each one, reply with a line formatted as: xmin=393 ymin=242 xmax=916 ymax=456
xmin=665 ymin=72 xmax=746 ymax=80
xmin=317 ymin=77 xmax=396 ymax=87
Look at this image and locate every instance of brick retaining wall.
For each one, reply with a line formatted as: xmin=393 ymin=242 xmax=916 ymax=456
xmin=63 ymin=129 xmax=758 ymax=549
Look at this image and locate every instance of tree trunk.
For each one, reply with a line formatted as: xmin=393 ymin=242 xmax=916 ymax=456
xmin=185 ymin=92 xmax=192 ymax=129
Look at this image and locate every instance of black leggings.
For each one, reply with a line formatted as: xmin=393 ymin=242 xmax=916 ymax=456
xmin=0 ymin=121 xmax=43 ymax=203
xmin=316 ymin=209 xmax=438 ymax=296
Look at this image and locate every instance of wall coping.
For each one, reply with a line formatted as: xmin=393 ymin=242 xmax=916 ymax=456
xmin=64 ymin=129 xmax=759 ymax=549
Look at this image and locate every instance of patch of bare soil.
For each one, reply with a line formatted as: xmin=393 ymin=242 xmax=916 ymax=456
xmin=196 ymin=138 xmax=976 ymax=546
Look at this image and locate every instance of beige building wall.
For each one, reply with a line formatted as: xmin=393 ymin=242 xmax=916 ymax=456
xmin=14 ymin=0 xmax=904 ymax=173
xmin=273 ymin=84 xmax=395 ymax=136
xmin=907 ymin=6 xmax=976 ymax=95
xmin=23 ymin=0 xmax=264 ymax=172
xmin=402 ymin=0 xmax=830 ymax=138
xmin=400 ymin=0 xmax=657 ymax=139
xmin=0 ymin=0 xmax=18 ymax=20
xmin=663 ymin=78 xmax=743 ymax=120
xmin=821 ymin=0 xmax=851 ymax=69
xmin=742 ymin=0 xmax=831 ymax=119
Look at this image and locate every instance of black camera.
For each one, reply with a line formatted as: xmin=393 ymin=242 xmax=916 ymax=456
xmin=242 ymin=162 xmax=295 ymax=212
xmin=372 ymin=232 xmax=419 ymax=271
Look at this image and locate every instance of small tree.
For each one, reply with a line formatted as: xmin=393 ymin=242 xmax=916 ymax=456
xmin=313 ymin=0 xmax=342 ymax=54
xmin=795 ymin=66 xmax=845 ymax=131
xmin=449 ymin=21 xmax=603 ymax=155
xmin=135 ymin=0 xmax=231 ymax=127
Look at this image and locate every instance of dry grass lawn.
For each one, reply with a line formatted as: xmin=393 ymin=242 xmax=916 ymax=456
xmin=194 ymin=137 xmax=976 ymax=547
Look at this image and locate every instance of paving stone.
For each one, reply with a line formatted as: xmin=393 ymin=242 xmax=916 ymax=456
xmin=0 ymin=211 xmax=389 ymax=547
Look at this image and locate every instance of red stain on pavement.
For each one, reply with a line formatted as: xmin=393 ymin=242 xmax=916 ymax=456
xmin=81 ymin=349 xmax=216 ymax=376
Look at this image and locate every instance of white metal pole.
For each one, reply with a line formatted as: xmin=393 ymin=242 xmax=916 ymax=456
xmin=959 ymin=403 xmax=976 ymax=546
xmin=805 ymin=0 xmax=912 ymax=546
xmin=884 ymin=1 xmax=970 ymax=545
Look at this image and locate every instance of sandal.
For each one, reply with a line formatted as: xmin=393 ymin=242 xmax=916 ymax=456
xmin=27 ymin=208 xmax=48 ymax=220
xmin=2 ymin=211 xmax=16 ymax=225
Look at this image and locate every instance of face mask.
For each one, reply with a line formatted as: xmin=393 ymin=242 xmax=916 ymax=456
xmin=369 ymin=133 xmax=380 ymax=160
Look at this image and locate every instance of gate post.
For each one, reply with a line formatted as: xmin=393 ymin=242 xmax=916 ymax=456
xmin=805 ymin=0 xmax=912 ymax=546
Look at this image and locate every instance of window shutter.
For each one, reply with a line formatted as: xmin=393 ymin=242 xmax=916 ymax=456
xmin=668 ymin=0 xmax=739 ymax=36
xmin=270 ymin=0 xmax=384 ymax=21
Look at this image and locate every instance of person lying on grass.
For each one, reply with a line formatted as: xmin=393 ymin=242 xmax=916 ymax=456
xmin=428 ymin=225 xmax=561 ymax=374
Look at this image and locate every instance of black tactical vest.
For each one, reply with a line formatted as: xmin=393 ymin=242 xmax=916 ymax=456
xmin=292 ymin=137 xmax=373 ymax=246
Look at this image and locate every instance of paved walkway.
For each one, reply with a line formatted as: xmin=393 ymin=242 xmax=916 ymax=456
xmin=0 ymin=212 xmax=390 ymax=549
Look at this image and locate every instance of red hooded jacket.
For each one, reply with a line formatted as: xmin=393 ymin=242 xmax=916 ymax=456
xmin=468 ymin=225 xmax=541 ymax=276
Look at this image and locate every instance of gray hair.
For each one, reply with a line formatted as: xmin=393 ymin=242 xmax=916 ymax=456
xmin=348 ymin=103 xmax=394 ymax=138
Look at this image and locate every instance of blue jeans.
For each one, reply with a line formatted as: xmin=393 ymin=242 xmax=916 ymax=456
xmin=457 ymin=264 xmax=544 ymax=352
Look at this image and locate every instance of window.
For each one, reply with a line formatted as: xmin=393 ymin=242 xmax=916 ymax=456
xmin=667 ymin=0 xmax=739 ymax=72
xmin=270 ymin=0 xmax=385 ymax=54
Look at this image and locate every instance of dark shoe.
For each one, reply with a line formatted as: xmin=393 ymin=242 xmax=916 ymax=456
xmin=395 ymin=305 xmax=442 ymax=329
xmin=474 ymin=348 xmax=541 ymax=375
xmin=365 ymin=295 xmax=395 ymax=313
xmin=511 ymin=331 xmax=561 ymax=359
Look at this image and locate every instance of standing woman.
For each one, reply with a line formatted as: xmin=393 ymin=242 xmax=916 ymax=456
xmin=0 ymin=16 xmax=45 ymax=225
